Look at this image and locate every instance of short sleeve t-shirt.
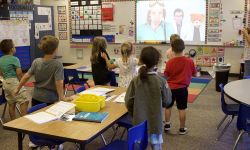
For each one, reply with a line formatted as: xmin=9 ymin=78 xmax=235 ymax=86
xmin=28 ymin=58 xmax=64 ymax=103
xmin=114 ymin=57 xmax=138 ymax=88
xmin=164 ymin=56 xmax=196 ymax=89
xmin=0 ymin=55 xmax=21 ymax=79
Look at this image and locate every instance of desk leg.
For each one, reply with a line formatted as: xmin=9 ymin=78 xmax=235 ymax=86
xmin=79 ymin=143 xmax=85 ymax=150
xmin=17 ymin=132 xmax=23 ymax=150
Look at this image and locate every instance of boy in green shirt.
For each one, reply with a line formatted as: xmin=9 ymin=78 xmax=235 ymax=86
xmin=0 ymin=39 xmax=29 ymax=120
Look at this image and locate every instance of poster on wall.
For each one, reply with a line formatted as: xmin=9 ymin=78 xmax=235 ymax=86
xmin=59 ymin=32 xmax=67 ymax=40
xmin=57 ymin=6 xmax=67 ymax=14
xmin=58 ymin=23 xmax=67 ymax=31
xmin=0 ymin=20 xmax=30 ymax=46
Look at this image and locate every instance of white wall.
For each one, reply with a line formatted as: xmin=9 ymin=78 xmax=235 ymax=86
xmin=40 ymin=0 xmax=243 ymax=74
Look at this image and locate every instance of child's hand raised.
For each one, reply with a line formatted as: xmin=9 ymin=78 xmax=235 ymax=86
xmin=101 ymin=52 xmax=108 ymax=60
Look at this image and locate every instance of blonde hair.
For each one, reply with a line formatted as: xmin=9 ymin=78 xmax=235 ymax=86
xmin=91 ymin=36 xmax=107 ymax=64
xmin=121 ymin=42 xmax=133 ymax=63
xmin=38 ymin=35 xmax=59 ymax=54
xmin=170 ymin=34 xmax=180 ymax=44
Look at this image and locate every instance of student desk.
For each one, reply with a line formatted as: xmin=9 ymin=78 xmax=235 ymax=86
xmin=224 ymin=79 xmax=250 ymax=105
xmin=3 ymin=86 xmax=127 ymax=150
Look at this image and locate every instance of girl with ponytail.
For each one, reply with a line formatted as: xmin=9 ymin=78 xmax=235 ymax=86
xmin=101 ymin=42 xmax=138 ymax=88
xmin=125 ymin=46 xmax=172 ymax=150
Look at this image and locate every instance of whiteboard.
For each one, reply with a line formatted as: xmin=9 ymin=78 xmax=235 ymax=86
xmin=0 ymin=20 xmax=30 ymax=47
xmin=102 ymin=1 xmax=135 ymax=43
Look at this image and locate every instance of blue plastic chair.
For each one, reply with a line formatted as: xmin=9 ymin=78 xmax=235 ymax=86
xmin=233 ymin=104 xmax=250 ymax=150
xmin=100 ymin=120 xmax=148 ymax=150
xmin=111 ymin=114 xmax=133 ymax=141
xmin=108 ymin=71 xmax=118 ymax=87
xmin=64 ymin=68 xmax=87 ymax=95
xmin=243 ymin=76 xmax=250 ymax=79
xmin=76 ymin=86 xmax=86 ymax=93
xmin=0 ymin=88 xmax=7 ymax=125
xmin=28 ymin=103 xmax=64 ymax=149
xmin=216 ymin=83 xmax=239 ymax=140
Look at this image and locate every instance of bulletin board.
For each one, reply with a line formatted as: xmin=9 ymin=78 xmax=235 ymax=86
xmin=207 ymin=0 xmax=245 ymax=46
xmin=0 ymin=20 xmax=30 ymax=47
xmin=102 ymin=0 xmax=135 ymax=43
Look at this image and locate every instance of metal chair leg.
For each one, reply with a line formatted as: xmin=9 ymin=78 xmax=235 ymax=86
xmin=233 ymin=130 xmax=244 ymax=150
xmin=101 ymin=134 xmax=107 ymax=145
xmin=216 ymin=116 xmax=234 ymax=140
xmin=217 ymin=115 xmax=228 ymax=130
xmin=120 ymin=128 xmax=127 ymax=140
xmin=16 ymin=105 xmax=21 ymax=115
xmin=0 ymin=103 xmax=7 ymax=125
xmin=110 ymin=126 xmax=119 ymax=143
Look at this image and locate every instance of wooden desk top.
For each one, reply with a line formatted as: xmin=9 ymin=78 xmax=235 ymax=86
xmin=224 ymin=79 xmax=250 ymax=105
xmin=3 ymin=86 xmax=127 ymax=143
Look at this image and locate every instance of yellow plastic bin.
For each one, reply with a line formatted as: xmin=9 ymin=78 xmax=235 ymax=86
xmin=74 ymin=94 xmax=105 ymax=112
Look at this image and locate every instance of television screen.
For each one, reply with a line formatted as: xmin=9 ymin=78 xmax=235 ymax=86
xmin=136 ymin=0 xmax=206 ymax=44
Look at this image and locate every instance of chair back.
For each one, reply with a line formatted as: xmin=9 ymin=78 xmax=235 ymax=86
xmin=27 ymin=103 xmax=47 ymax=114
xmin=76 ymin=86 xmax=86 ymax=93
xmin=0 ymin=88 xmax=6 ymax=105
xmin=64 ymin=68 xmax=81 ymax=84
xmin=219 ymin=83 xmax=228 ymax=113
xmin=108 ymin=71 xmax=118 ymax=86
xmin=243 ymin=76 xmax=250 ymax=79
xmin=237 ymin=104 xmax=250 ymax=131
xmin=127 ymin=120 xmax=148 ymax=150
xmin=244 ymin=60 xmax=250 ymax=77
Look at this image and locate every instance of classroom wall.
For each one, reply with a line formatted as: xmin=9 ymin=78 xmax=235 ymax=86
xmin=40 ymin=0 xmax=243 ymax=74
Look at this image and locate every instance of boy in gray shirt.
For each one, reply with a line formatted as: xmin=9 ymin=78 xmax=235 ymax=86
xmin=15 ymin=35 xmax=72 ymax=106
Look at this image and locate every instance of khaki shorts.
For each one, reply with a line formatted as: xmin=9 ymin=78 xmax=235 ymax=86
xmin=2 ymin=78 xmax=29 ymax=105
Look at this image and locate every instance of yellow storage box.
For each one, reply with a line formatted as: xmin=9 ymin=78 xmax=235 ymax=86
xmin=74 ymin=94 xmax=105 ymax=112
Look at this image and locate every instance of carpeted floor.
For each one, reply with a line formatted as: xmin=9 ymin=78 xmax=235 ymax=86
xmin=0 ymin=77 xmax=250 ymax=150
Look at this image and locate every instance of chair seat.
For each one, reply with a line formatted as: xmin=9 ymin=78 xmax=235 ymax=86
xmin=117 ymin=114 xmax=133 ymax=129
xmin=99 ymin=140 xmax=127 ymax=150
xmin=225 ymin=104 xmax=240 ymax=115
xmin=30 ymin=135 xmax=64 ymax=147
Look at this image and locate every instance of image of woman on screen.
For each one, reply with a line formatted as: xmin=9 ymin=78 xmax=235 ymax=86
xmin=137 ymin=0 xmax=173 ymax=42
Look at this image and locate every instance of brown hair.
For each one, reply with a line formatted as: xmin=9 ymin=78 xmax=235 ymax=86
xmin=139 ymin=46 xmax=161 ymax=80
xmin=147 ymin=0 xmax=166 ymax=24
xmin=121 ymin=42 xmax=133 ymax=63
xmin=0 ymin=39 xmax=14 ymax=54
xmin=38 ymin=35 xmax=59 ymax=55
xmin=91 ymin=36 xmax=107 ymax=64
xmin=170 ymin=34 xmax=180 ymax=44
xmin=171 ymin=38 xmax=185 ymax=54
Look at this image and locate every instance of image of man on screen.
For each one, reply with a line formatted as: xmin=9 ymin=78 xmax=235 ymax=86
xmin=172 ymin=8 xmax=189 ymax=40
xmin=137 ymin=1 xmax=173 ymax=41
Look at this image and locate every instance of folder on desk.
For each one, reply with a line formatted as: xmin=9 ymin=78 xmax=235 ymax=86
xmin=73 ymin=112 xmax=108 ymax=123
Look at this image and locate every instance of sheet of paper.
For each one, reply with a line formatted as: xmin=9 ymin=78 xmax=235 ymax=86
xmin=46 ymin=101 xmax=75 ymax=118
xmin=105 ymin=95 xmax=117 ymax=101
xmin=25 ymin=112 xmax=57 ymax=124
xmin=114 ymin=92 xmax=126 ymax=103
xmin=80 ymin=87 xmax=115 ymax=96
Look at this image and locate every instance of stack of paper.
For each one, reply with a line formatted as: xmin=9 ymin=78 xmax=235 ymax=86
xmin=25 ymin=101 xmax=75 ymax=124
xmin=79 ymin=87 xmax=115 ymax=96
xmin=114 ymin=92 xmax=126 ymax=103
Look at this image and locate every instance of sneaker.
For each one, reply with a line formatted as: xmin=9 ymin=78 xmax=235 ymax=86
xmin=179 ymin=127 xmax=188 ymax=135
xmin=28 ymin=141 xmax=37 ymax=148
xmin=164 ymin=123 xmax=171 ymax=132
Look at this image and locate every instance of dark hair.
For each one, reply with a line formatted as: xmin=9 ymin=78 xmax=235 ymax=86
xmin=174 ymin=8 xmax=184 ymax=17
xmin=139 ymin=46 xmax=161 ymax=80
xmin=0 ymin=39 xmax=14 ymax=54
xmin=38 ymin=35 xmax=59 ymax=55
xmin=171 ymin=38 xmax=185 ymax=54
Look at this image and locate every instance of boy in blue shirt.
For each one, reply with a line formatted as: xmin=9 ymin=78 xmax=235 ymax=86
xmin=0 ymin=39 xmax=29 ymax=120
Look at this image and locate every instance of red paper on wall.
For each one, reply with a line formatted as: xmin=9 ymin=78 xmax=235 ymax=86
xmin=102 ymin=3 xmax=113 ymax=21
